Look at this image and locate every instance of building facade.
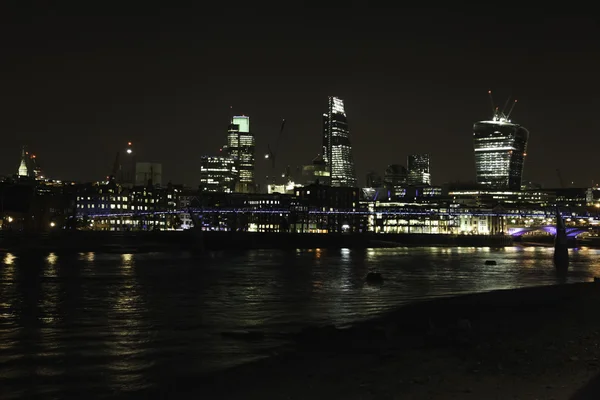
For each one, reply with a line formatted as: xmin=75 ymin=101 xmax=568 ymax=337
xmin=200 ymin=156 xmax=237 ymax=193
xmin=322 ymin=96 xmax=357 ymax=188
xmin=302 ymin=154 xmax=330 ymax=185
xmin=227 ymin=116 xmax=255 ymax=193
xmin=473 ymin=116 xmax=529 ymax=190
xmin=407 ymin=153 xmax=431 ymax=185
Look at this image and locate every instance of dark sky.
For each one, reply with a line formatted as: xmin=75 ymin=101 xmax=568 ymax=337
xmin=1 ymin=3 xmax=598 ymax=188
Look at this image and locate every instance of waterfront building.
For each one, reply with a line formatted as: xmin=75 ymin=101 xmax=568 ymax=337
xmin=294 ymin=184 xmax=363 ymax=233
xmin=473 ymin=105 xmax=529 ymax=190
xmin=407 ymin=153 xmax=431 ymax=185
xmin=76 ymin=180 xmax=181 ymax=231
xmin=322 ymin=96 xmax=357 ymax=187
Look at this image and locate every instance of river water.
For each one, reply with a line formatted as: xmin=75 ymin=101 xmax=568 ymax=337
xmin=1 ymin=246 xmax=599 ymax=398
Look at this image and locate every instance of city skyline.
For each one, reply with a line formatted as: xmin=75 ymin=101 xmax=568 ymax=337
xmin=1 ymin=5 xmax=598 ymax=187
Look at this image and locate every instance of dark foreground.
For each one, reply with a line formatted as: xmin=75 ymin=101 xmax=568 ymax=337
xmin=184 ymin=282 xmax=600 ymax=399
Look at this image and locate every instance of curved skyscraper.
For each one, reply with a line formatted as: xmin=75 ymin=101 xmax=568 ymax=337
xmin=322 ymin=96 xmax=357 ymax=187
xmin=473 ymin=110 xmax=529 ymax=190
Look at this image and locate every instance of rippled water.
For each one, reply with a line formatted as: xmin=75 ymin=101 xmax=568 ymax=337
xmin=1 ymin=246 xmax=599 ymax=398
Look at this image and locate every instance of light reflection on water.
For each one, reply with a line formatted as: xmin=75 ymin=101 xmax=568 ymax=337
xmin=0 ymin=246 xmax=599 ymax=397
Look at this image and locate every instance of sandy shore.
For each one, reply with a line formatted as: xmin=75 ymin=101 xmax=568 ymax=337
xmin=188 ymin=282 xmax=600 ymax=399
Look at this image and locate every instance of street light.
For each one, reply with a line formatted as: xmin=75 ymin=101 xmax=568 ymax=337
xmin=50 ymin=222 xmax=55 ymax=227
xmin=7 ymin=216 xmax=13 ymax=223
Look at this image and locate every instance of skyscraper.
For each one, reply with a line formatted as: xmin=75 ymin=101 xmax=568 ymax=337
xmin=473 ymin=104 xmax=529 ymax=190
xmin=407 ymin=153 xmax=431 ymax=185
xmin=227 ymin=115 xmax=255 ymax=193
xmin=322 ymin=96 xmax=357 ymax=188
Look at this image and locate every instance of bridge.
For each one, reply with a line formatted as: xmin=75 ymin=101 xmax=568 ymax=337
xmin=508 ymin=226 xmax=589 ymax=237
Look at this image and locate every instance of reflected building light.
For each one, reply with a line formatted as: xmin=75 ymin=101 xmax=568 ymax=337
xmin=46 ymin=253 xmax=58 ymax=266
xmin=3 ymin=253 xmax=15 ymax=265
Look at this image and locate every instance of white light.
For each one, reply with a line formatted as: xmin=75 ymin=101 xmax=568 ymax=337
xmin=264 ymin=154 xmax=269 ymax=159
xmin=332 ymin=97 xmax=345 ymax=114
xmin=126 ymin=149 xmax=132 ymax=154
xmin=7 ymin=216 xmax=13 ymax=223
xmin=474 ymin=147 xmax=516 ymax=152
xmin=50 ymin=222 xmax=56 ymax=227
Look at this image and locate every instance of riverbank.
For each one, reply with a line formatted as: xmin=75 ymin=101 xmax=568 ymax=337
xmin=191 ymin=282 xmax=600 ymax=399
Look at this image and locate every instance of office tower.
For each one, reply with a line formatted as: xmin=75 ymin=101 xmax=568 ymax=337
xmin=407 ymin=153 xmax=431 ymax=185
xmin=322 ymin=96 xmax=357 ymax=187
xmin=227 ymin=115 xmax=255 ymax=193
xmin=473 ymin=94 xmax=529 ymax=190
xmin=135 ymin=162 xmax=162 ymax=186
xmin=200 ymin=156 xmax=237 ymax=193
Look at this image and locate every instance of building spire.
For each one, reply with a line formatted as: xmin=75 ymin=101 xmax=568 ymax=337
xmin=17 ymin=145 xmax=29 ymax=177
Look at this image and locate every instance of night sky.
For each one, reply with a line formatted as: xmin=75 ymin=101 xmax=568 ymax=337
xmin=1 ymin=4 xmax=598 ymax=188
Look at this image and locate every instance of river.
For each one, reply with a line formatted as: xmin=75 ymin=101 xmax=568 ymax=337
xmin=1 ymin=246 xmax=599 ymax=398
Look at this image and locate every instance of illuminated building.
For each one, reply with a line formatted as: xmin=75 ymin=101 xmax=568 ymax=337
xmin=474 ymin=93 xmax=529 ymax=190
xmin=301 ymin=155 xmax=330 ymax=185
xmin=200 ymin=156 xmax=237 ymax=193
xmin=407 ymin=153 xmax=431 ymax=185
xmin=322 ymin=96 xmax=357 ymax=187
xmin=227 ymin=116 xmax=255 ymax=193
xmin=76 ymin=182 xmax=181 ymax=231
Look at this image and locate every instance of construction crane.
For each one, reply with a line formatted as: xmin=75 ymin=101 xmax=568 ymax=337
xmin=488 ymin=90 xmax=518 ymax=121
xmin=264 ymin=119 xmax=286 ymax=181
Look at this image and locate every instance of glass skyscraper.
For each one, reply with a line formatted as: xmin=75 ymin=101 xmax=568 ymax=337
xmin=407 ymin=153 xmax=431 ymax=185
xmin=473 ymin=115 xmax=529 ymax=190
xmin=322 ymin=96 xmax=357 ymax=188
xmin=227 ymin=116 xmax=255 ymax=193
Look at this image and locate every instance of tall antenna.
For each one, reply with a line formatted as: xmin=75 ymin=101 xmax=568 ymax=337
xmin=488 ymin=90 xmax=496 ymax=117
xmin=229 ymin=105 xmax=233 ymax=123
xmin=507 ymin=99 xmax=518 ymax=119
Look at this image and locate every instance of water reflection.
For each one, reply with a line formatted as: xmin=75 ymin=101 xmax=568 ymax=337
xmin=105 ymin=253 xmax=152 ymax=393
xmin=29 ymin=252 xmax=62 ymax=399
xmin=1 ymin=246 xmax=600 ymax=398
